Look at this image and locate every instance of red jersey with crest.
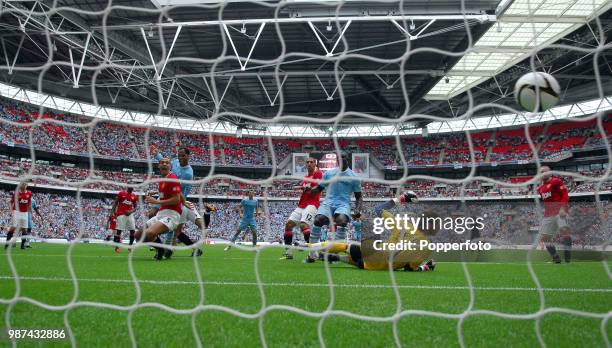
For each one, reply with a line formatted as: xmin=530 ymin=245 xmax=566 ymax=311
xmin=298 ymin=169 xmax=323 ymax=209
xmin=159 ymin=172 xmax=182 ymax=214
xmin=537 ymin=177 xmax=569 ymax=217
xmin=115 ymin=190 xmax=137 ymax=216
xmin=11 ymin=191 xmax=32 ymax=212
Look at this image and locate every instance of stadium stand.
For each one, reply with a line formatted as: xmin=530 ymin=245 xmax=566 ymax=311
xmin=2 ymin=98 xmax=610 ymax=168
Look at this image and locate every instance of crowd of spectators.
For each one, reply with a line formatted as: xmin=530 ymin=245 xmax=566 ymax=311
xmin=0 ymin=99 xmax=90 ymax=155
xmin=2 ymin=98 xmax=611 ymax=168
xmin=1 ymin=157 xmax=610 ymax=200
xmin=1 ymin=189 xmax=609 ymax=247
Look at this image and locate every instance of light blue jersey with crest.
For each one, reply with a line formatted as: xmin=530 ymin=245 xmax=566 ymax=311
xmin=241 ymin=198 xmax=258 ymax=219
xmin=319 ymin=168 xmax=361 ymax=205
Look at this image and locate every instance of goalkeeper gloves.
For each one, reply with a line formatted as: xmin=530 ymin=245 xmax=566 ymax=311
xmin=400 ymin=191 xmax=419 ymax=203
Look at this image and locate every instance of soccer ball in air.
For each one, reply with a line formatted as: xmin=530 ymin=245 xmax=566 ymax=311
xmin=514 ymin=72 xmax=561 ymax=112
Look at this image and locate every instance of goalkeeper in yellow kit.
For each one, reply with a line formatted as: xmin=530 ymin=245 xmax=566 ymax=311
xmin=314 ymin=191 xmax=437 ymax=272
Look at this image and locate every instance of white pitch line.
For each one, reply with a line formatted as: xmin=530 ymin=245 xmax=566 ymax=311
xmin=0 ymin=276 xmax=610 ymax=293
xmin=2 ymin=254 xmax=607 ymax=265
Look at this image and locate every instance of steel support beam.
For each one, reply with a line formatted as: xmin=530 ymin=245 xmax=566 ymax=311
xmin=174 ymin=69 xmax=445 ymax=79
xmin=222 ymin=22 xmax=266 ymax=71
xmin=95 ymin=14 xmax=495 ymax=30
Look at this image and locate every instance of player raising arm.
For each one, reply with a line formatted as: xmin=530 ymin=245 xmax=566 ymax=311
xmin=134 ymin=158 xmax=182 ymax=260
xmin=537 ymin=166 xmax=571 ymax=263
xmin=303 ymin=152 xmax=363 ymax=263
xmin=282 ymin=157 xmax=323 ymax=260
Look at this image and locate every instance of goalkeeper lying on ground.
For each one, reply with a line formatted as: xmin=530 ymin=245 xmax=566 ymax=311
xmin=313 ymin=192 xmax=438 ymax=272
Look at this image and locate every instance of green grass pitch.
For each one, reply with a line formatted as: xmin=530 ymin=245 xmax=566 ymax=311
xmin=1 ymin=244 xmax=610 ymax=347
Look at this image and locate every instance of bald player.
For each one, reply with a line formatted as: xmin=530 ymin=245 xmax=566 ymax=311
xmin=303 ymin=152 xmax=362 ymax=263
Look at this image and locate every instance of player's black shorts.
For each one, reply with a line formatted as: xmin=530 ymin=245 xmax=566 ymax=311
xmin=349 ymin=244 xmax=364 ymax=269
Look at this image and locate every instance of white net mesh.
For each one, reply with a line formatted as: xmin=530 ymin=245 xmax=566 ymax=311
xmin=0 ymin=0 xmax=611 ymax=346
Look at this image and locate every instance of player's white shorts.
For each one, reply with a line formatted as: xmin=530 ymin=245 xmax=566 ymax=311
xmin=539 ymin=214 xmax=569 ymax=236
xmin=116 ymin=214 xmax=136 ymax=231
xmin=179 ymin=206 xmax=202 ymax=225
xmin=288 ymin=205 xmax=317 ymax=225
xmin=12 ymin=211 xmax=28 ymax=230
xmin=146 ymin=209 xmax=181 ymax=232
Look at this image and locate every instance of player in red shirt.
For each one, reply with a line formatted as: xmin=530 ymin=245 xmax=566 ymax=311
xmin=135 ymin=158 xmax=183 ymax=260
xmin=111 ymin=187 xmax=138 ymax=253
xmin=281 ymin=157 xmax=323 ymax=259
xmin=537 ymin=166 xmax=571 ymax=263
xmin=106 ymin=214 xmax=117 ymax=242
xmin=5 ymin=183 xmax=41 ymax=250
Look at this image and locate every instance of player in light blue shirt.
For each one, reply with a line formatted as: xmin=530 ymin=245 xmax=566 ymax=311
xmin=25 ymin=198 xmax=42 ymax=248
xmin=303 ymin=152 xmax=363 ymax=262
xmin=225 ymin=191 xmax=259 ymax=250
xmin=154 ymin=148 xmax=193 ymax=198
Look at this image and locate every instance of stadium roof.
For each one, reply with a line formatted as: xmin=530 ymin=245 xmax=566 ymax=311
xmin=425 ymin=0 xmax=612 ymax=100
xmin=0 ymin=0 xmax=610 ymax=126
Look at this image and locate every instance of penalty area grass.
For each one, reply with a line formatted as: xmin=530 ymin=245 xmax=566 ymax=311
xmin=0 ymin=243 xmax=610 ymax=347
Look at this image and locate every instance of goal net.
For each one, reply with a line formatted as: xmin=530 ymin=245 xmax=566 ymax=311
xmin=0 ymin=0 xmax=610 ymax=346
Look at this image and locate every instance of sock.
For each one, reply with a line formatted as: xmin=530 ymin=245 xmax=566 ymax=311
xmin=21 ymin=238 xmax=26 ymax=249
xmin=309 ymin=226 xmax=322 ymax=259
xmin=153 ymin=236 xmax=164 ymax=258
xmin=231 ymin=230 xmax=241 ymax=243
xmin=6 ymin=231 xmax=14 ymax=244
xmin=283 ymin=228 xmax=293 ymax=246
xmin=283 ymin=228 xmax=293 ymax=255
xmin=321 ymin=242 xmax=348 ymax=254
xmin=129 ymin=231 xmax=135 ymax=245
xmin=302 ymin=227 xmax=311 ymax=244
xmin=562 ymin=236 xmax=572 ymax=262
xmin=177 ymin=233 xmax=194 ymax=246
xmin=545 ymin=244 xmax=559 ymax=261
xmin=162 ymin=231 xmax=174 ymax=245
xmin=335 ymin=226 xmax=347 ymax=240
xmin=113 ymin=234 xmax=121 ymax=244
xmin=251 ymin=229 xmax=257 ymax=246
xmin=310 ymin=225 xmax=321 ymax=244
